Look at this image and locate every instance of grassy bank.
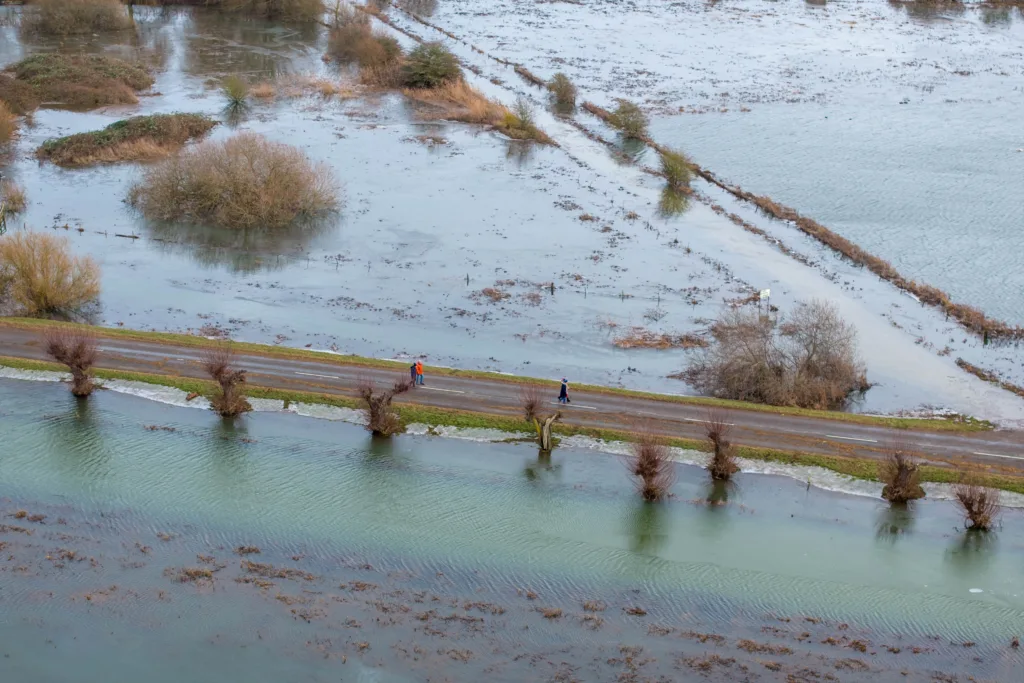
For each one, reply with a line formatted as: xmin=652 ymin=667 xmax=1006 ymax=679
xmin=0 ymin=54 xmax=153 ymax=113
xmin=0 ymin=318 xmax=991 ymax=433
xmin=2 ymin=354 xmax=1020 ymax=495
xmin=38 ymin=114 xmax=217 ymax=167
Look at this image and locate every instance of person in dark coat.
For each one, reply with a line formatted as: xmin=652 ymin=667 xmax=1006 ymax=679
xmin=558 ymin=378 xmax=570 ymax=404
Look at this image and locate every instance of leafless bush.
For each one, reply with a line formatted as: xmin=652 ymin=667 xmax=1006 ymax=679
xmin=43 ymin=326 xmax=98 ymax=396
xmin=202 ymin=345 xmax=251 ymax=417
xmin=953 ymin=475 xmax=1000 ymax=531
xmin=357 ymin=376 xmax=411 ymax=437
xmin=0 ymin=232 xmax=100 ymax=317
xmin=518 ymin=384 xmax=542 ymax=422
xmin=878 ymin=438 xmax=924 ymax=503
xmin=127 ymin=132 xmax=338 ymax=230
xmin=683 ymin=299 xmax=868 ymax=409
xmin=627 ymin=425 xmax=675 ymax=501
xmin=704 ymin=410 xmax=738 ymax=480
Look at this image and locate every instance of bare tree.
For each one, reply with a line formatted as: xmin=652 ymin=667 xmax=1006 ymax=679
xmin=534 ymin=411 xmax=561 ymax=452
xmin=43 ymin=325 xmax=98 ymax=397
xmin=878 ymin=437 xmax=925 ymax=503
xmin=683 ymin=299 xmax=868 ymax=410
xmin=953 ymin=474 xmax=1000 ymax=531
xmin=704 ymin=409 xmax=738 ymax=480
xmin=202 ymin=345 xmax=251 ymax=417
xmin=358 ymin=376 xmax=411 ymax=437
xmin=627 ymin=424 xmax=675 ymax=501
xmin=518 ymin=384 xmax=543 ymax=422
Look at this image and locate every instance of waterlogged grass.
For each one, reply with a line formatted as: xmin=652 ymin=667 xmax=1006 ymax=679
xmin=0 ymin=53 xmax=152 ymax=112
xmin=0 ymin=318 xmax=991 ymax=432
xmin=1 ymin=354 xmax=1019 ymax=494
xmin=38 ymin=114 xmax=217 ymax=167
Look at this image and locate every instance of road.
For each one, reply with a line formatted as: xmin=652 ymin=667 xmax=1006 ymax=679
xmin=1 ymin=324 xmax=1022 ymax=473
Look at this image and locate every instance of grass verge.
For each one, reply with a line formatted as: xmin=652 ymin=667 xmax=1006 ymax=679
xmin=2 ymin=354 xmax=1019 ymax=494
xmin=37 ymin=113 xmax=217 ymax=167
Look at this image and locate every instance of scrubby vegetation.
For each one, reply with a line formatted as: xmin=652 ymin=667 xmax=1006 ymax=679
xmin=683 ymin=299 xmax=869 ymax=410
xmin=404 ymin=81 xmax=554 ymax=144
xmin=0 ymin=54 xmax=153 ymax=113
xmin=43 ymin=325 xmax=98 ymax=397
xmin=954 ymin=475 xmax=999 ymax=531
xmin=879 ymin=439 xmax=925 ymax=503
xmin=609 ymin=99 xmax=648 ymax=139
xmin=216 ymin=0 xmax=325 ymax=22
xmin=660 ymin=147 xmax=692 ymax=191
xmin=704 ymin=411 xmax=738 ymax=480
xmin=547 ymin=72 xmax=577 ymax=110
xmin=0 ymin=233 xmax=101 ymax=317
xmin=202 ymin=345 xmax=251 ymax=417
xmin=358 ymin=376 xmax=411 ymax=437
xmin=0 ymin=180 xmax=26 ymax=213
xmin=127 ymin=132 xmax=338 ymax=230
xmin=221 ymin=75 xmax=249 ymax=108
xmin=627 ymin=426 xmax=674 ymax=501
xmin=403 ymin=42 xmax=462 ymax=88
xmin=20 ymin=0 xmax=133 ymax=36
xmin=327 ymin=9 xmax=401 ymax=69
xmin=38 ymin=113 xmax=217 ymax=167
xmin=0 ymin=101 xmax=17 ymax=144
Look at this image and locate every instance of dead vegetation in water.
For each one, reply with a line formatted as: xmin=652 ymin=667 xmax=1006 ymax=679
xmin=682 ymin=300 xmax=869 ymax=409
xmin=703 ymin=410 xmax=739 ymax=480
xmin=20 ymin=0 xmax=133 ymax=36
xmin=127 ymin=132 xmax=338 ymax=230
xmin=38 ymin=114 xmax=217 ymax=167
xmin=737 ymin=639 xmax=793 ymax=655
xmin=953 ymin=474 xmax=1000 ymax=531
xmin=878 ymin=437 xmax=925 ymax=503
xmin=43 ymin=325 xmax=98 ymax=397
xmin=358 ymin=375 xmax=411 ymax=437
xmin=202 ymin=344 xmax=252 ymax=417
xmin=403 ymin=81 xmax=554 ymax=144
xmin=0 ymin=101 xmax=17 ymax=144
xmin=0 ymin=232 xmax=101 ymax=317
xmin=0 ymin=180 xmax=26 ymax=213
xmin=613 ymin=327 xmax=707 ymax=350
xmin=0 ymin=54 xmax=152 ymax=113
xmin=955 ymin=358 xmax=1024 ymax=400
xmin=626 ymin=424 xmax=674 ymax=502
xmin=234 ymin=545 xmax=261 ymax=555
xmin=241 ymin=559 xmax=317 ymax=581
xmin=547 ymin=72 xmax=577 ymax=110
xmin=165 ymin=566 xmax=215 ymax=584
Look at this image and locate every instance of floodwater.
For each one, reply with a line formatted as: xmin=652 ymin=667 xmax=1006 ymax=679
xmin=1 ymin=377 xmax=1023 ymax=681
xmin=3 ymin=5 xmax=1024 ymax=425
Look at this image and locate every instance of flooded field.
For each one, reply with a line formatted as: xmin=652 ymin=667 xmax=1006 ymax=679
xmin=1 ymin=377 xmax=1023 ymax=681
xmin=2 ymin=2 xmax=1024 ymax=425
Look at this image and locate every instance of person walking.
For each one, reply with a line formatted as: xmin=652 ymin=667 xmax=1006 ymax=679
xmin=415 ymin=360 xmax=424 ymax=386
xmin=409 ymin=363 xmax=417 ymax=385
xmin=558 ymin=378 xmax=570 ymax=404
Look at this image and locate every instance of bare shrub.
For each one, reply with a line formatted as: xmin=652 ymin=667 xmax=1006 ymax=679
xmin=43 ymin=326 xmax=98 ymax=397
xmin=627 ymin=425 xmax=674 ymax=501
xmin=878 ymin=438 xmax=925 ymax=503
xmin=953 ymin=475 xmax=1000 ymax=531
xmin=518 ymin=384 xmax=542 ymax=422
xmin=202 ymin=345 xmax=251 ymax=417
xmin=127 ymin=132 xmax=338 ymax=230
xmin=21 ymin=0 xmax=133 ymax=36
xmin=0 ymin=233 xmax=100 ymax=317
xmin=704 ymin=410 xmax=738 ymax=480
xmin=0 ymin=101 xmax=16 ymax=144
xmin=357 ymin=376 xmax=411 ymax=437
xmin=684 ymin=299 xmax=868 ymax=409
xmin=1 ymin=180 xmax=26 ymax=213
xmin=547 ymin=72 xmax=577 ymax=109
xmin=403 ymin=42 xmax=461 ymax=88
xmin=660 ymin=147 xmax=692 ymax=191
xmin=609 ymin=99 xmax=648 ymax=139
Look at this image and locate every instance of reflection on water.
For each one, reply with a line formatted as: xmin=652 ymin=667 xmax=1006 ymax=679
xmin=398 ymin=0 xmax=439 ymax=18
xmin=625 ymin=500 xmax=668 ymax=555
xmin=657 ymin=186 xmax=690 ymax=218
xmin=182 ymin=11 xmax=322 ymax=79
xmin=888 ymin=0 xmax=966 ymax=22
xmin=523 ymin=448 xmax=561 ymax=483
xmin=945 ymin=530 xmax=999 ymax=578
xmin=875 ymin=503 xmax=917 ymax=544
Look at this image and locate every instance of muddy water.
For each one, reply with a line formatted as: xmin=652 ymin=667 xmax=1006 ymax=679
xmin=0 ymin=378 xmax=1022 ymax=681
xmin=4 ymin=6 xmax=1024 ymax=424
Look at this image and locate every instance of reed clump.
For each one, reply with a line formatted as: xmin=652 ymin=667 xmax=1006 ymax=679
xmin=704 ymin=410 xmax=738 ymax=480
xmin=38 ymin=113 xmax=217 ymax=167
xmin=43 ymin=325 xmax=98 ymax=397
xmin=0 ymin=180 xmax=26 ymax=213
xmin=660 ymin=147 xmax=692 ymax=191
xmin=609 ymin=99 xmax=648 ymax=139
xmin=21 ymin=0 xmax=133 ymax=36
xmin=202 ymin=345 xmax=252 ymax=417
xmin=0 ymin=233 xmax=100 ymax=317
xmin=127 ymin=132 xmax=338 ymax=230
xmin=547 ymin=72 xmax=577 ymax=109
xmin=0 ymin=101 xmax=17 ymax=144
xmin=0 ymin=54 xmax=153 ymax=113
xmin=404 ymin=81 xmax=554 ymax=144
xmin=221 ymin=75 xmax=249 ymax=108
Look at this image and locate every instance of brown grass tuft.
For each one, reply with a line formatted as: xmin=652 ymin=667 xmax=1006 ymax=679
xmin=21 ymin=0 xmax=133 ymax=36
xmin=127 ymin=132 xmax=338 ymax=230
xmin=43 ymin=325 xmax=98 ymax=396
xmin=953 ymin=474 xmax=1000 ymax=531
xmin=403 ymin=81 xmax=554 ymax=144
xmin=38 ymin=114 xmax=217 ymax=167
xmin=627 ymin=424 xmax=675 ymax=501
xmin=1 ymin=180 xmax=26 ymax=213
xmin=202 ymin=344 xmax=252 ymax=417
xmin=0 ymin=233 xmax=100 ymax=317
xmin=704 ymin=409 xmax=739 ymax=480
xmin=0 ymin=101 xmax=17 ymax=144
xmin=878 ymin=437 xmax=925 ymax=503
xmin=613 ymin=327 xmax=707 ymax=349
xmin=357 ymin=375 xmax=411 ymax=437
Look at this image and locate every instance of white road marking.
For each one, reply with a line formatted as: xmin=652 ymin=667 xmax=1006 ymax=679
xmin=550 ymin=402 xmax=598 ymax=410
xmin=295 ymin=371 xmax=341 ymax=380
xmin=420 ymin=386 xmax=465 ymax=394
xmin=682 ymin=417 xmax=735 ymax=426
xmin=825 ymin=435 xmax=877 ymax=443
xmin=973 ymin=451 xmax=1024 ymax=462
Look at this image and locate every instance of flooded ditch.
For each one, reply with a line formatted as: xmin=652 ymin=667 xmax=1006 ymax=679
xmin=1 ymin=377 xmax=1023 ymax=681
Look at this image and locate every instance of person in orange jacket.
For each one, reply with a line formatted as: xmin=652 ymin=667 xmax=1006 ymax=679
xmin=415 ymin=360 xmax=424 ymax=386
